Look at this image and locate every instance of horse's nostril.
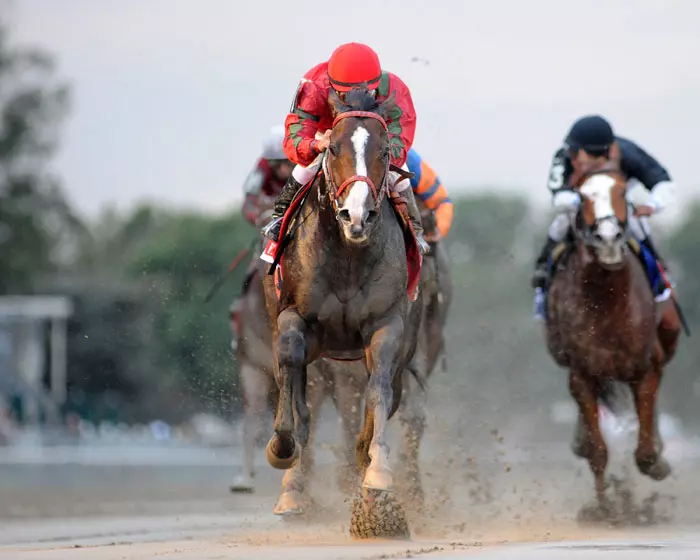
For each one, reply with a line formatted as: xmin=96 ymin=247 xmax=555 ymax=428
xmin=338 ymin=209 xmax=351 ymax=222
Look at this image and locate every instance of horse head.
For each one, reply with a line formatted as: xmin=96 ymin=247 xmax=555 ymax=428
xmin=572 ymin=158 xmax=629 ymax=269
xmin=323 ymin=87 xmax=395 ymax=246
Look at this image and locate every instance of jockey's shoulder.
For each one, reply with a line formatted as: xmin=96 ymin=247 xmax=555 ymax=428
xmin=614 ymin=136 xmax=656 ymax=161
xmin=381 ymin=71 xmax=412 ymax=98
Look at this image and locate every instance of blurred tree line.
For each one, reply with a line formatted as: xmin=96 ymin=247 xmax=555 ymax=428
xmin=1 ymin=22 xmax=698 ymax=427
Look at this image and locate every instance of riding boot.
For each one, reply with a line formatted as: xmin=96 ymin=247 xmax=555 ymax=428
xmin=402 ymin=187 xmax=430 ymax=255
xmin=531 ymin=236 xmax=558 ymax=289
xmin=262 ymin=176 xmax=304 ymax=241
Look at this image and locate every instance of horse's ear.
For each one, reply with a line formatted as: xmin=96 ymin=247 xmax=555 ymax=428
xmin=377 ymin=92 xmax=398 ymax=121
xmin=328 ymin=89 xmax=347 ymax=117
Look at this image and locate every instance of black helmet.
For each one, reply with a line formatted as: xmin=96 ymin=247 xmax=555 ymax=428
xmin=565 ymin=115 xmax=614 ymax=154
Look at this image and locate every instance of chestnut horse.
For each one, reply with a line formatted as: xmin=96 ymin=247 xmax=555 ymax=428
xmin=263 ymin=88 xmax=422 ymax=523
xmin=545 ymin=157 xmax=681 ymax=508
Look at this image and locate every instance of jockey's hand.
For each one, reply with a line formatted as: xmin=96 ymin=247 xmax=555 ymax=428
xmin=634 ymin=205 xmax=655 ymax=217
xmin=314 ymin=130 xmax=332 ymax=152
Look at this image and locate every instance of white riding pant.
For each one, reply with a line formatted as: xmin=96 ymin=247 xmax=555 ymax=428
xmin=548 ymin=204 xmax=651 ymax=242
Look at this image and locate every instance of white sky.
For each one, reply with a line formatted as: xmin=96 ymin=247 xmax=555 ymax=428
xmin=11 ymin=0 xmax=700 ymax=225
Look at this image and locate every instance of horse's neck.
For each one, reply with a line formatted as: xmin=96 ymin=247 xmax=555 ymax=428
xmin=312 ymin=182 xmax=387 ymax=265
xmin=571 ymin=242 xmax=631 ymax=302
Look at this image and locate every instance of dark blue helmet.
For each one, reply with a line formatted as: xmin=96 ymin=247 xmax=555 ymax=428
xmin=565 ymin=115 xmax=614 ymax=155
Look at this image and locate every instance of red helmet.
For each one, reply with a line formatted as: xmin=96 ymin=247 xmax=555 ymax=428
xmin=327 ymin=43 xmax=382 ymax=93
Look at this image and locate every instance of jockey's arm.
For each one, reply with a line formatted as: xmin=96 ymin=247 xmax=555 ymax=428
xmin=407 ymin=149 xmax=454 ymax=238
xmin=283 ymin=80 xmax=325 ymax=167
xmin=385 ymin=74 xmax=417 ymax=168
xmin=547 ymin=148 xmax=580 ymax=213
xmin=617 ymin=137 xmax=676 ymax=215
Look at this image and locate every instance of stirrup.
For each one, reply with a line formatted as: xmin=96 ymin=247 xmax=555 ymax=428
xmin=416 ymin=235 xmax=430 ymax=255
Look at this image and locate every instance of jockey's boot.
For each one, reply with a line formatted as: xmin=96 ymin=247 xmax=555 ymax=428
xmin=262 ymin=176 xmax=304 ymax=242
xmin=531 ymin=236 xmax=558 ymax=289
xmin=403 ymin=187 xmax=431 ymax=255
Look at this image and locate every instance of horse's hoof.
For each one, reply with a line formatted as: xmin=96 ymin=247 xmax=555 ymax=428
xmin=273 ymin=489 xmax=306 ymax=516
xmin=229 ymin=473 xmax=255 ymax=493
xmin=362 ymin=465 xmax=394 ymax=492
xmin=637 ymin=455 xmax=671 ymax=481
xmin=266 ymin=434 xmax=299 ymax=470
xmin=350 ymin=488 xmax=410 ymax=540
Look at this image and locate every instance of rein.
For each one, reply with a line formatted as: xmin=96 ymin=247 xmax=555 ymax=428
xmin=324 ymin=110 xmax=390 ymax=212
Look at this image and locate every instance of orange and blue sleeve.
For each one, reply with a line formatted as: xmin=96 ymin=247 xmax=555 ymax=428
xmin=406 ymin=149 xmax=454 ymax=238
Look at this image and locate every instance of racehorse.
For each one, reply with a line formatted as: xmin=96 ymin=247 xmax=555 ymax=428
xmin=319 ymin=200 xmax=454 ymax=509
xmin=231 ymin=195 xmax=365 ymax=515
xmin=545 ymin=155 xmax=681 ymax=511
xmin=263 ymin=88 xmax=423 ymax=537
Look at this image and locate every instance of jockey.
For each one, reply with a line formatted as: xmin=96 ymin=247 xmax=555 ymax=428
xmin=230 ymin=127 xmax=294 ymax=351
xmin=261 ymin=42 xmax=430 ymax=254
xmin=406 ymin=148 xmax=454 ymax=239
xmin=532 ymin=115 xmax=676 ymax=314
xmin=241 ymin=125 xmax=294 ymax=227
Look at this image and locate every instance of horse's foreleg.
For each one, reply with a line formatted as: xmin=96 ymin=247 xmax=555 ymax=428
xmin=267 ymin=309 xmax=309 ymax=470
xmin=632 ymin=364 xmax=671 ymax=481
xmin=569 ymin=369 xmax=608 ymax=503
xmin=273 ymin=362 xmax=324 ymax=515
xmin=361 ymin=315 xmax=404 ymax=492
xmin=231 ymin=362 xmax=269 ymax=492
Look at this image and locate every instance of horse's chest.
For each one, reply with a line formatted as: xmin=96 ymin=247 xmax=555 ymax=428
xmin=568 ymin=315 xmax=651 ymax=375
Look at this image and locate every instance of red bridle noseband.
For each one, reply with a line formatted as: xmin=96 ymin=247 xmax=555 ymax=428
xmin=325 ymin=111 xmax=390 ymax=211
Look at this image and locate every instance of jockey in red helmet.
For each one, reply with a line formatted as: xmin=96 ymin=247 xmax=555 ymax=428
xmin=262 ymin=42 xmax=428 ymax=254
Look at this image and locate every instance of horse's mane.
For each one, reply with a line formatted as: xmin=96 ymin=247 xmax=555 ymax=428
xmin=329 ymin=87 xmax=397 ymax=121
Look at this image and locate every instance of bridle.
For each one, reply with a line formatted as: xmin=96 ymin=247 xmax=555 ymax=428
xmin=574 ymin=168 xmax=629 ymax=247
xmin=322 ymin=110 xmax=391 ymax=213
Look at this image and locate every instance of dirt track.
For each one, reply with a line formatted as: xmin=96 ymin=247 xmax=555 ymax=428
xmin=3 ymin=314 xmax=699 ymax=559
xmin=3 ymin=420 xmax=700 ymax=559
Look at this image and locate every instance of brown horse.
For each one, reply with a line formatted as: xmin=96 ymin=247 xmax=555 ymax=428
xmin=231 ymin=196 xmax=365 ymax=515
xmin=263 ymin=89 xmax=423 ymax=537
xmin=545 ymin=157 xmax=681 ymax=509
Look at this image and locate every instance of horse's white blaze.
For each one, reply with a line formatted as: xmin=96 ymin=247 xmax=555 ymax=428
xmin=580 ymin=174 xmax=616 ymax=221
xmin=343 ymin=126 xmax=371 ymax=221
xmin=580 ymin=174 xmax=622 ymax=247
